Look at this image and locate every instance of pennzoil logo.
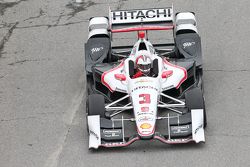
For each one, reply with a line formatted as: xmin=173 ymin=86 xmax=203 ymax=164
xmin=140 ymin=123 xmax=152 ymax=129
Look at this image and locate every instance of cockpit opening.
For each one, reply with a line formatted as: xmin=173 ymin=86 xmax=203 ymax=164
xmin=139 ymin=42 xmax=147 ymax=50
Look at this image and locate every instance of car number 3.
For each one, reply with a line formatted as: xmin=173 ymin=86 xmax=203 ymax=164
xmin=139 ymin=94 xmax=151 ymax=104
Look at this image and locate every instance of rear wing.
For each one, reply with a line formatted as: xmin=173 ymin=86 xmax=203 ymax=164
xmin=109 ymin=7 xmax=174 ymax=33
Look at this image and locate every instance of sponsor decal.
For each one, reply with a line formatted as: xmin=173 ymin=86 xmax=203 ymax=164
xmin=91 ymin=47 xmax=104 ymax=54
xmin=140 ymin=123 xmax=152 ymax=129
xmin=103 ymin=129 xmax=122 ymax=137
xmin=103 ymin=129 xmax=122 ymax=134
xmin=138 ymin=116 xmax=153 ymax=122
xmin=112 ymin=9 xmax=170 ymax=21
xmin=89 ymin=130 xmax=99 ymax=140
xmin=139 ymin=94 xmax=151 ymax=104
xmin=132 ymin=85 xmax=158 ymax=92
xmin=168 ymin=138 xmax=190 ymax=142
xmin=141 ymin=107 xmax=149 ymax=112
xmin=171 ymin=125 xmax=190 ymax=134
xmin=137 ymin=112 xmax=154 ymax=116
xmin=141 ymin=130 xmax=151 ymax=133
xmin=183 ymin=42 xmax=195 ymax=49
xmin=104 ymin=142 xmax=124 ymax=146
xmin=194 ymin=124 xmax=203 ymax=134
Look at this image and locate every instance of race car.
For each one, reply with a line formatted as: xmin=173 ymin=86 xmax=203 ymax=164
xmin=85 ymin=7 xmax=206 ymax=149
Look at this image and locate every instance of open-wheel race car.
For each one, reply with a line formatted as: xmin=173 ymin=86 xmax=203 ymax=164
xmin=85 ymin=7 xmax=206 ymax=149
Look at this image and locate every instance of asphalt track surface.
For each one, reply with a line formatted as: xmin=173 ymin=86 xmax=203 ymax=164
xmin=0 ymin=0 xmax=250 ymax=167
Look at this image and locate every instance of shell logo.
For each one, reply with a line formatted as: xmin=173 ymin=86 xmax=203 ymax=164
xmin=140 ymin=123 xmax=152 ymax=129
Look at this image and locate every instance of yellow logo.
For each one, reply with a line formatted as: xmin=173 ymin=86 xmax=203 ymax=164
xmin=140 ymin=123 xmax=152 ymax=129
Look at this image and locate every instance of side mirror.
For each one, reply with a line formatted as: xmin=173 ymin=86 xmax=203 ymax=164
xmin=114 ymin=74 xmax=126 ymax=81
xmin=162 ymin=70 xmax=173 ymax=79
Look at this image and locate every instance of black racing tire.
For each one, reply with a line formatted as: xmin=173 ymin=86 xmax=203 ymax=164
xmin=86 ymin=76 xmax=94 ymax=95
xmin=87 ymin=83 xmax=94 ymax=95
xmin=185 ymin=87 xmax=207 ymax=128
xmin=87 ymin=94 xmax=105 ymax=118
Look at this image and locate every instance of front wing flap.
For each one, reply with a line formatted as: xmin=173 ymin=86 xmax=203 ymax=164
xmin=87 ymin=109 xmax=205 ymax=149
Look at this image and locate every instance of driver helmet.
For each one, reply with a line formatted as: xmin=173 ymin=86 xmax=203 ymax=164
xmin=136 ymin=54 xmax=152 ymax=74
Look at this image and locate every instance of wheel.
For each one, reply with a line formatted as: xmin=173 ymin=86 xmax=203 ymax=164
xmin=196 ymin=69 xmax=204 ymax=93
xmin=87 ymin=94 xmax=105 ymax=118
xmin=185 ymin=87 xmax=207 ymax=128
xmin=86 ymin=75 xmax=94 ymax=95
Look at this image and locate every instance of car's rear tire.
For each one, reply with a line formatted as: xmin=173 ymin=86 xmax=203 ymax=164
xmin=87 ymin=94 xmax=105 ymax=118
xmin=185 ymin=87 xmax=207 ymax=128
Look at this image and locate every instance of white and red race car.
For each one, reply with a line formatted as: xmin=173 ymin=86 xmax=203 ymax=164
xmin=85 ymin=7 xmax=206 ymax=149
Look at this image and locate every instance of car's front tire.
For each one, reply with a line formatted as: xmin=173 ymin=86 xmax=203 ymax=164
xmin=87 ymin=94 xmax=105 ymax=118
xmin=185 ymin=87 xmax=207 ymax=128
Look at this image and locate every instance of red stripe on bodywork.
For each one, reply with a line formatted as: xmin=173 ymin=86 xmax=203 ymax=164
xmin=163 ymin=59 xmax=187 ymax=89
xmin=101 ymin=61 xmax=125 ymax=92
xmin=111 ymin=25 xmax=174 ymax=33
xmin=135 ymin=55 xmax=143 ymax=64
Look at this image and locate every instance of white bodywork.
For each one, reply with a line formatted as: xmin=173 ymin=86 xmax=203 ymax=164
xmin=191 ymin=109 xmax=205 ymax=142
xmin=129 ymin=77 xmax=159 ymax=136
xmin=175 ymin=12 xmax=196 ymax=26
xmin=101 ymin=38 xmax=187 ymax=137
xmin=175 ymin=12 xmax=198 ymax=34
xmin=101 ymin=39 xmax=187 ymax=93
xmin=88 ymin=115 xmax=101 ymax=149
xmin=88 ymin=17 xmax=109 ymax=39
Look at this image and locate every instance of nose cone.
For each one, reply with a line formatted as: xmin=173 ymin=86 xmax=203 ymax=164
xmin=129 ymin=77 xmax=159 ymax=139
xmin=137 ymin=121 xmax=156 ymax=139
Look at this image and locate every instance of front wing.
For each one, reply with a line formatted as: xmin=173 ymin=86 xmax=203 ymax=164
xmin=87 ymin=109 xmax=205 ymax=149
